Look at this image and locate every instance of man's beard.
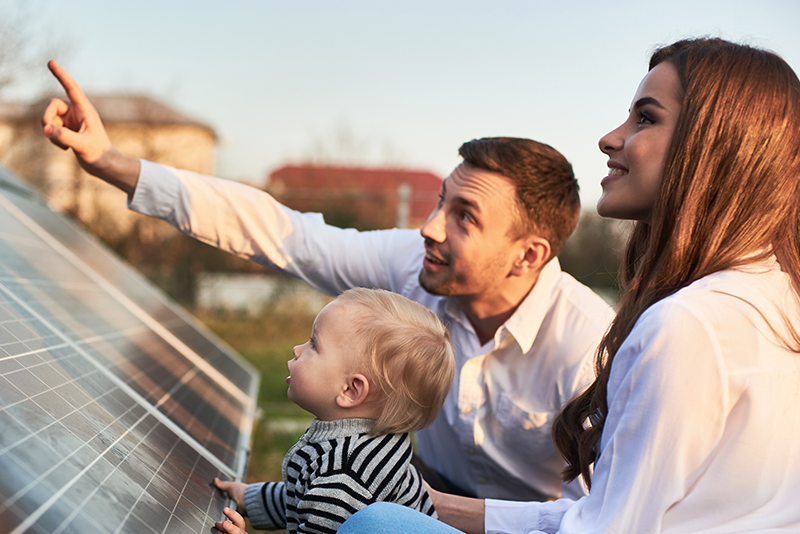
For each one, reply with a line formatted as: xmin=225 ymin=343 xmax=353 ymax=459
xmin=418 ymin=268 xmax=456 ymax=296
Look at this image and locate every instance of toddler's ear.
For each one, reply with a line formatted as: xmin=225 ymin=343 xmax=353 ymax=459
xmin=337 ymin=374 xmax=370 ymax=408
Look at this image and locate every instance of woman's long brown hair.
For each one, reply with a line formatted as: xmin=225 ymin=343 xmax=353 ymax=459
xmin=552 ymin=38 xmax=800 ymax=488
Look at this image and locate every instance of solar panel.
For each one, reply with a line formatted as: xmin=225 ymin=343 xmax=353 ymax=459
xmin=0 ymin=166 xmax=260 ymax=534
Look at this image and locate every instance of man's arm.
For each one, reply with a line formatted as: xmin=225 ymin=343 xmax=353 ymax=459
xmin=130 ymin=161 xmax=423 ymax=296
xmin=42 ymin=62 xmax=423 ymax=297
xmin=41 ymin=61 xmax=140 ymax=194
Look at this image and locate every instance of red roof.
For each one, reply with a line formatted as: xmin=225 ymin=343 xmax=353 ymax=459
xmin=267 ymin=165 xmax=443 ymax=226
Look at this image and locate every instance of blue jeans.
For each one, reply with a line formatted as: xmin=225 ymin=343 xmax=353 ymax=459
xmin=339 ymin=502 xmax=465 ymax=534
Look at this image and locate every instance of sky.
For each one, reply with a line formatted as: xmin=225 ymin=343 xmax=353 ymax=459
xmin=10 ymin=0 xmax=800 ymax=208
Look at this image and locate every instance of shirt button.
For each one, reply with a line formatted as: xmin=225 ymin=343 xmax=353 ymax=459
xmin=462 ymin=405 xmax=473 ymax=415
xmin=478 ymin=477 xmax=488 ymax=485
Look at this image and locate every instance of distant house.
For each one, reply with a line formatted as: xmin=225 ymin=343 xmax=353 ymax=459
xmin=0 ymin=95 xmax=216 ymax=242
xmin=266 ymin=165 xmax=443 ymax=229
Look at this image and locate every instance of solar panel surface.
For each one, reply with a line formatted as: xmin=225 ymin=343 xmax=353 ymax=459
xmin=0 ymin=167 xmax=259 ymax=534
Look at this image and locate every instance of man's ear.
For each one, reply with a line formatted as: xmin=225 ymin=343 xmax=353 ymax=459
xmin=336 ymin=374 xmax=370 ymax=409
xmin=511 ymin=236 xmax=551 ymax=276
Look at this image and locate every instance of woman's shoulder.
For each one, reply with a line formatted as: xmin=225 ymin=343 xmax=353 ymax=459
xmin=646 ymin=257 xmax=790 ymax=323
xmin=630 ymin=258 xmax=797 ymax=367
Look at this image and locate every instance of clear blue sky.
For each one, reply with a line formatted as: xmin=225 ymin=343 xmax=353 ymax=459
xmin=16 ymin=0 xmax=800 ymax=208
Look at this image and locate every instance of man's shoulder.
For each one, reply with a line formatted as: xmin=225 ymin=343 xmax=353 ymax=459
xmin=550 ymin=270 xmax=614 ymax=327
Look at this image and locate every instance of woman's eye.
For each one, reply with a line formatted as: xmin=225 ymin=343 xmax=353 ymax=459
xmin=636 ymin=112 xmax=654 ymax=125
xmin=436 ymin=193 xmax=445 ymax=208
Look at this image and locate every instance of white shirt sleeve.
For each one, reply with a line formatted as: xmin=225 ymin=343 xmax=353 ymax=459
xmin=128 ymin=160 xmax=422 ymax=296
xmin=485 ymin=498 xmax=575 ymax=534
xmin=485 ymin=298 xmax=729 ymax=533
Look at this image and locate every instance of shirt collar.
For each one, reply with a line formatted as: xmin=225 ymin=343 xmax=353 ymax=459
xmin=442 ymin=258 xmax=563 ymax=353
xmin=502 ymin=258 xmax=563 ymax=353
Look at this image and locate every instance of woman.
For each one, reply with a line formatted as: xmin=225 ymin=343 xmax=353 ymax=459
xmin=340 ymin=37 xmax=800 ymax=533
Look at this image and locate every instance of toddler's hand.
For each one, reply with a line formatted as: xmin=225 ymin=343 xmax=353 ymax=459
xmin=213 ymin=478 xmax=247 ymax=511
xmin=215 ymin=507 xmax=246 ymax=534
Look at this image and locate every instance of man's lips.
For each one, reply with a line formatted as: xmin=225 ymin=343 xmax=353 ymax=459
xmin=424 ymin=250 xmax=449 ymax=267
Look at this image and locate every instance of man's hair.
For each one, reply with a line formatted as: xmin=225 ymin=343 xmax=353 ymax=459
xmin=458 ymin=137 xmax=580 ymax=258
xmin=336 ymin=288 xmax=454 ymax=435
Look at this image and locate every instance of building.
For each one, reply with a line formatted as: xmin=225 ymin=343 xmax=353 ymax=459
xmin=266 ymin=165 xmax=443 ymax=229
xmin=0 ymin=94 xmax=216 ymax=242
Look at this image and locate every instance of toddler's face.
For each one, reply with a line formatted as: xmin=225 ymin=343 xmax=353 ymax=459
xmin=287 ymin=299 xmax=358 ymax=419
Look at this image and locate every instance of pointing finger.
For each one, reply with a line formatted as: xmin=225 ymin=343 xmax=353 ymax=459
xmin=47 ymin=60 xmax=91 ymax=110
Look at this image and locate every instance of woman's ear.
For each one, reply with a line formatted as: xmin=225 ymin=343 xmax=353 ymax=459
xmin=336 ymin=374 xmax=371 ymax=409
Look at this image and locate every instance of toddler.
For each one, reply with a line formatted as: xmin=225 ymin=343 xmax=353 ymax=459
xmin=214 ymin=287 xmax=454 ymax=534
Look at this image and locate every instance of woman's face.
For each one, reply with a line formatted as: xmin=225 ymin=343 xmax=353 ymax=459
xmin=597 ymin=62 xmax=683 ymax=221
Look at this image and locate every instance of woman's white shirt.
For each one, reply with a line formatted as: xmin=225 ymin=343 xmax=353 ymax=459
xmin=485 ymin=257 xmax=800 ymax=533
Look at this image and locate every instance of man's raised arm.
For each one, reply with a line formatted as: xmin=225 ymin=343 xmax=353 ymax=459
xmin=41 ymin=60 xmax=140 ymax=195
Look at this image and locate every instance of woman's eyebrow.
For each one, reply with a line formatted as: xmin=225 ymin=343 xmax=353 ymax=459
xmin=633 ymin=96 xmax=666 ymax=110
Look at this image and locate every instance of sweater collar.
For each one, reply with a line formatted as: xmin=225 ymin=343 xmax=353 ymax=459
xmin=304 ymin=418 xmax=377 ymax=442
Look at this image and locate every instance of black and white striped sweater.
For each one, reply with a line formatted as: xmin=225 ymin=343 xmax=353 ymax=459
xmin=243 ymin=418 xmax=436 ymax=534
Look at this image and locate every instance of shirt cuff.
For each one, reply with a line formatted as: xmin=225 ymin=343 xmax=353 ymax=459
xmin=485 ymin=498 xmax=574 ymax=534
xmin=128 ymin=159 xmax=180 ymax=221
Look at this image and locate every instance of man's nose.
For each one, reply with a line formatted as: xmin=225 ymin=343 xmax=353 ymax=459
xmin=420 ymin=207 xmax=446 ymax=243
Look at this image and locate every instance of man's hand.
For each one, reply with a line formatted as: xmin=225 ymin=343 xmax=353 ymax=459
xmin=214 ymin=507 xmax=246 ymax=534
xmin=424 ymin=481 xmax=486 ymax=534
xmin=41 ymin=60 xmax=140 ymax=194
xmin=213 ymin=477 xmax=247 ymax=511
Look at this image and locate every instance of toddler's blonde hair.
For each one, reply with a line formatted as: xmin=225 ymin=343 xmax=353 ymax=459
xmin=336 ymin=288 xmax=454 ymax=435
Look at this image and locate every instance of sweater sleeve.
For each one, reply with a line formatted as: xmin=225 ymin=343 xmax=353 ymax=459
xmin=244 ymin=482 xmax=287 ymax=530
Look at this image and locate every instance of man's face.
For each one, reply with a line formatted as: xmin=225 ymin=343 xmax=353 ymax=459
xmin=418 ymin=164 xmax=528 ymax=299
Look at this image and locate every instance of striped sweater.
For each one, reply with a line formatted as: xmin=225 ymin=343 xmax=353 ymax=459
xmin=243 ymin=418 xmax=436 ymax=534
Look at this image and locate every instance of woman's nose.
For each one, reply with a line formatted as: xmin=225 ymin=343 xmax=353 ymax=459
xmin=599 ymin=124 xmax=624 ymax=155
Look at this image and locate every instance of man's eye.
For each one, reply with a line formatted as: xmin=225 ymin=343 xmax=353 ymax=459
xmin=460 ymin=211 xmax=474 ymax=224
xmin=437 ymin=193 xmax=445 ymax=207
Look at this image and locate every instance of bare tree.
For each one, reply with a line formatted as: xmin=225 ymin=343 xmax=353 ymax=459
xmin=0 ymin=0 xmax=69 ymax=97
xmin=297 ymin=121 xmax=409 ymax=168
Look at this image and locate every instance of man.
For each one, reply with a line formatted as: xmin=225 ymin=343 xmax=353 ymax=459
xmin=42 ymin=61 xmax=613 ymax=501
